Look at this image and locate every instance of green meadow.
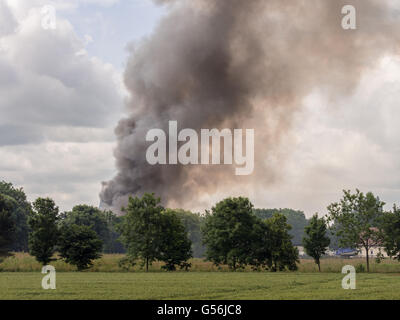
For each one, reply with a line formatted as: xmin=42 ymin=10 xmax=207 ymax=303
xmin=1 ymin=272 xmax=400 ymax=300
xmin=1 ymin=254 xmax=400 ymax=300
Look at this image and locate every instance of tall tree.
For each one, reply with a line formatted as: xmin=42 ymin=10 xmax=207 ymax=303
xmin=303 ymin=214 xmax=330 ymax=271
xmin=0 ymin=181 xmax=31 ymax=252
xmin=327 ymin=189 xmax=385 ymax=272
xmin=58 ymin=224 xmax=103 ymax=271
xmin=0 ymin=194 xmax=17 ymax=261
xmin=119 ymin=193 xmax=164 ymax=272
xmin=202 ymin=197 xmax=259 ymax=271
xmin=247 ymin=218 xmax=272 ymax=270
xmin=28 ymin=198 xmax=60 ymax=265
xmin=264 ymin=213 xmax=299 ymax=272
xmin=158 ymin=210 xmax=192 ymax=271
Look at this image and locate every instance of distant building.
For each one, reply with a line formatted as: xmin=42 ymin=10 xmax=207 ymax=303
xmin=297 ymin=246 xmax=337 ymax=257
xmin=325 ymin=248 xmax=337 ymax=257
xmin=335 ymin=248 xmax=358 ymax=257
xmin=358 ymin=246 xmax=389 ymax=258
xmin=332 ymin=246 xmax=389 ymax=258
xmin=332 ymin=227 xmax=390 ymax=259
xmin=296 ymin=246 xmax=306 ymax=256
xmin=356 ymin=227 xmax=389 ymax=258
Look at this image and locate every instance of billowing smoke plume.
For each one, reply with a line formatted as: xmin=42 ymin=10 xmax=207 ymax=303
xmin=101 ymin=0 xmax=400 ymax=213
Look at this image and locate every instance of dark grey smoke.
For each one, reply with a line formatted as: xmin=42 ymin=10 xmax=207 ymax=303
xmin=101 ymin=0 xmax=400 ymax=213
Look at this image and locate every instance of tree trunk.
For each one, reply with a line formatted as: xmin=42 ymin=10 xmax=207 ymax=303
xmin=317 ymin=260 xmax=321 ymax=272
xmin=146 ymin=257 xmax=149 ymax=272
xmin=365 ymin=246 xmax=370 ymax=273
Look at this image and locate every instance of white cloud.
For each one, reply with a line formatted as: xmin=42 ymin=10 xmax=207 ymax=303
xmin=0 ymin=0 xmax=124 ymax=211
xmin=0 ymin=142 xmax=117 ymax=209
xmin=0 ymin=3 xmax=124 ymax=140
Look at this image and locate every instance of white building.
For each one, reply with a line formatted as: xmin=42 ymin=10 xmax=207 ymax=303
xmin=358 ymin=246 xmax=389 ymax=258
xmin=325 ymin=248 xmax=337 ymax=257
xmin=296 ymin=246 xmax=337 ymax=257
xmin=296 ymin=246 xmax=306 ymax=256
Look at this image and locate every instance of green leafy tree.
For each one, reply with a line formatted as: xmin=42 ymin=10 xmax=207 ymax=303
xmin=0 ymin=194 xmax=17 ymax=261
xmin=172 ymin=209 xmax=205 ymax=258
xmin=327 ymin=189 xmax=385 ymax=272
xmin=61 ymin=205 xmax=122 ymax=253
xmin=254 ymin=208 xmax=308 ymax=246
xmin=0 ymin=181 xmax=32 ymax=252
xmin=119 ymin=193 xmax=164 ymax=272
xmin=303 ymin=214 xmax=330 ymax=271
xmin=264 ymin=213 xmax=299 ymax=272
xmin=58 ymin=224 xmax=103 ymax=271
xmin=202 ymin=197 xmax=259 ymax=271
xmin=28 ymin=198 xmax=60 ymax=265
xmin=158 ymin=210 xmax=192 ymax=271
xmin=247 ymin=219 xmax=272 ymax=270
xmin=380 ymin=205 xmax=400 ymax=261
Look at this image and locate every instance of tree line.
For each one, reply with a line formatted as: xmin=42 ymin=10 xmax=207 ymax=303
xmin=2 ymin=180 xmax=400 ymax=273
xmin=0 ymin=181 xmax=299 ymax=271
xmin=0 ymin=182 xmax=309 ymax=254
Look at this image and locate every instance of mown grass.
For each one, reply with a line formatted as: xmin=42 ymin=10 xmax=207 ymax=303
xmin=1 ymin=272 xmax=400 ymax=300
xmin=1 ymin=253 xmax=400 ymax=273
xmin=2 ymin=254 xmax=400 ymax=300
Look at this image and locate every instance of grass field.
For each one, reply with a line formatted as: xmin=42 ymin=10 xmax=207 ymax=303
xmin=1 ymin=272 xmax=400 ymax=300
xmin=2 ymin=254 xmax=400 ymax=300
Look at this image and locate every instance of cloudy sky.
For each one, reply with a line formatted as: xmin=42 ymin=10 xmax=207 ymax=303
xmin=0 ymin=0 xmax=165 ymax=211
xmin=1 ymin=0 xmax=400 ymax=216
